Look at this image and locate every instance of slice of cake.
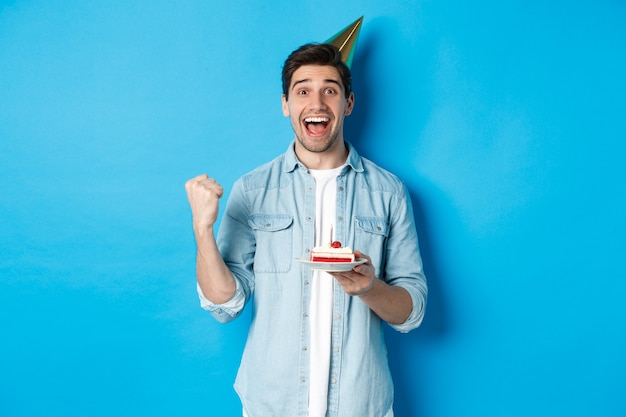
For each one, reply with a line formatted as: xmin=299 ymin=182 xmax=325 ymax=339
xmin=310 ymin=241 xmax=355 ymax=263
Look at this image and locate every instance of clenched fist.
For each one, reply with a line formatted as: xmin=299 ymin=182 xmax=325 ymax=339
xmin=185 ymin=174 xmax=224 ymax=231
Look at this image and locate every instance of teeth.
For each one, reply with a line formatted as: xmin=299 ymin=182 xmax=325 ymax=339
xmin=305 ymin=117 xmax=329 ymax=123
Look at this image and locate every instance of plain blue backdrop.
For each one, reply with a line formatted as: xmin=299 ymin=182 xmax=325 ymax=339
xmin=1 ymin=1 xmax=625 ymax=416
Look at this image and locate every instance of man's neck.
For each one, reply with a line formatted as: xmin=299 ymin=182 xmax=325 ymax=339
xmin=295 ymin=140 xmax=349 ymax=170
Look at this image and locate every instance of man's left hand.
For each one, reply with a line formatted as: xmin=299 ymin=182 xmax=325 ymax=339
xmin=329 ymin=250 xmax=375 ymax=296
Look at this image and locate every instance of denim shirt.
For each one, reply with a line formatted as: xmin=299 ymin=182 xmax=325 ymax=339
xmin=200 ymin=141 xmax=427 ymax=417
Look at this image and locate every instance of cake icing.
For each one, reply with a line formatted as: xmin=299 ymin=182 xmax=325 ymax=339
xmin=310 ymin=241 xmax=355 ymax=263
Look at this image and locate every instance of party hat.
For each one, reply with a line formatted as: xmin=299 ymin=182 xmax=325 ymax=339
xmin=325 ymin=16 xmax=363 ymax=69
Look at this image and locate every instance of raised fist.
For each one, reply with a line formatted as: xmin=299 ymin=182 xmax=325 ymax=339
xmin=185 ymin=174 xmax=224 ymax=230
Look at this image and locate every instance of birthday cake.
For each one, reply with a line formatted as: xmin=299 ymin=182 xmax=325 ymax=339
xmin=309 ymin=241 xmax=355 ymax=263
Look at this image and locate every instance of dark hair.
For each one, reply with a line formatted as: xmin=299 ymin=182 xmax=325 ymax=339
xmin=281 ymin=43 xmax=352 ymax=99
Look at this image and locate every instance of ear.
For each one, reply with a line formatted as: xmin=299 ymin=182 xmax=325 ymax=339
xmin=344 ymin=92 xmax=355 ymax=116
xmin=281 ymin=94 xmax=290 ymax=117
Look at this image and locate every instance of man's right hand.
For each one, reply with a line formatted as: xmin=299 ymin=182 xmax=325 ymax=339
xmin=185 ymin=174 xmax=224 ymax=231
xmin=185 ymin=174 xmax=236 ymax=304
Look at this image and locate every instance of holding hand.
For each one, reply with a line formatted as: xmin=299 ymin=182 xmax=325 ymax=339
xmin=330 ymin=250 xmax=412 ymax=324
xmin=329 ymin=250 xmax=375 ymax=296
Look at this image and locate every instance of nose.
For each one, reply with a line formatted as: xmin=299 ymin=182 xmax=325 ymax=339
xmin=310 ymin=92 xmax=327 ymax=111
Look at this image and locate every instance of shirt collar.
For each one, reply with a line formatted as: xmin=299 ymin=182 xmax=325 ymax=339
xmin=283 ymin=140 xmax=364 ymax=173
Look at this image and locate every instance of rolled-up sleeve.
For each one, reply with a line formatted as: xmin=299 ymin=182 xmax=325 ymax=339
xmin=389 ymin=278 xmax=427 ymax=333
xmin=197 ymin=280 xmax=246 ymax=323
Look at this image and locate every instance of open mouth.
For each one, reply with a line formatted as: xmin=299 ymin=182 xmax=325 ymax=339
xmin=304 ymin=116 xmax=330 ymax=137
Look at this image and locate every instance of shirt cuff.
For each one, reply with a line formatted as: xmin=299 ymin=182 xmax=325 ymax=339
xmin=388 ymin=282 xmax=427 ymax=333
xmin=197 ymin=280 xmax=246 ymax=322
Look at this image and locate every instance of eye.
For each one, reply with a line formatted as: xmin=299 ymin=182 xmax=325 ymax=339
xmin=324 ymin=88 xmax=337 ymax=95
xmin=297 ymin=89 xmax=308 ymax=95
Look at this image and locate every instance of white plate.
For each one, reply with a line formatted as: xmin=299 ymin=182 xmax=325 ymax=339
xmin=295 ymin=257 xmax=367 ymax=272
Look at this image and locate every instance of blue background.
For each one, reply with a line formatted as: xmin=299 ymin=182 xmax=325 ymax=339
xmin=1 ymin=1 xmax=625 ymax=416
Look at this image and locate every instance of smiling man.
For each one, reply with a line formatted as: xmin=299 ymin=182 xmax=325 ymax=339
xmin=282 ymin=64 xmax=354 ymax=159
xmin=185 ymin=36 xmax=427 ymax=417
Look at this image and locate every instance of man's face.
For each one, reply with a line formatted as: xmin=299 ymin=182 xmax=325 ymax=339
xmin=282 ymin=65 xmax=354 ymax=154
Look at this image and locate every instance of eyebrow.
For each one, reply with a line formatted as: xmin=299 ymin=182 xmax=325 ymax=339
xmin=291 ymin=78 xmax=343 ymax=91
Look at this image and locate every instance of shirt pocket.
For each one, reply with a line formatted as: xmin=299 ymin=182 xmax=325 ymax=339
xmin=248 ymin=213 xmax=294 ymax=273
xmin=354 ymin=216 xmax=389 ymax=269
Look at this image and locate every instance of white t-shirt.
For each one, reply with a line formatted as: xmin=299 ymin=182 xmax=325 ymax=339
xmin=308 ymin=166 xmax=342 ymax=417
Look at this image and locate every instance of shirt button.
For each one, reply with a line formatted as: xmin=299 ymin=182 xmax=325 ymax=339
xmin=337 ymin=216 xmax=343 ymax=221
xmin=335 ymin=314 xmax=341 ymax=319
xmin=334 ymin=347 xmax=339 ymax=352
xmin=331 ymin=378 xmax=337 ymax=384
xmin=303 ymin=346 xmax=308 ymax=351
xmin=339 ymin=186 xmax=344 ymax=191
xmin=304 ymin=280 xmax=309 ymax=286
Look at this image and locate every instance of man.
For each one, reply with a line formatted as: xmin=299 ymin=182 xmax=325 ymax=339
xmin=185 ymin=39 xmax=427 ymax=417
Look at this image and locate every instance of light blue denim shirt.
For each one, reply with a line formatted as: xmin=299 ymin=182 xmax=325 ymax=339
xmin=200 ymin=141 xmax=427 ymax=417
